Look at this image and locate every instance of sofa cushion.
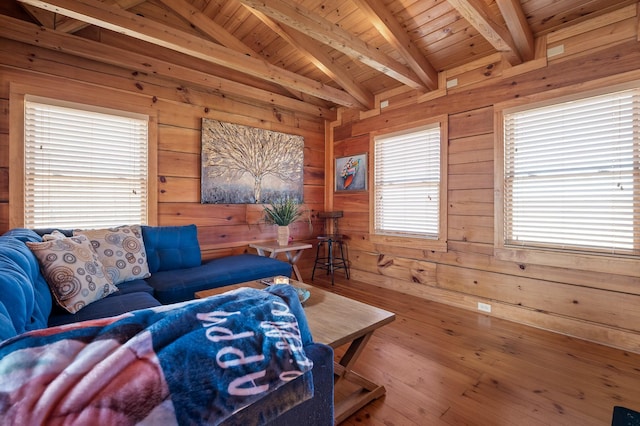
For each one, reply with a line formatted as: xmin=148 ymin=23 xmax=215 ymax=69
xmin=115 ymin=278 xmax=155 ymax=295
xmin=26 ymin=236 xmax=119 ymax=314
xmin=146 ymin=253 xmax=292 ymax=304
xmin=47 ymin=291 xmax=161 ymax=327
xmin=0 ymin=230 xmax=53 ymax=340
xmin=74 ymin=225 xmax=151 ymax=285
xmin=141 ymin=224 xmax=201 ymax=273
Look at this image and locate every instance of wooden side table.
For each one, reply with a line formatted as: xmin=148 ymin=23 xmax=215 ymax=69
xmin=249 ymin=241 xmax=312 ymax=281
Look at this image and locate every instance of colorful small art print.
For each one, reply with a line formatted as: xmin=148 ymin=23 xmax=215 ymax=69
xmin=335 ymin=154 xmax=367 ymax=191
xmin=201 ymin=119 xmax=304 ymax=204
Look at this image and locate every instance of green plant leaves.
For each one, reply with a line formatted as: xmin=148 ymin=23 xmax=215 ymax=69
xmin=263 ymin=198 xmax=304 ymax=226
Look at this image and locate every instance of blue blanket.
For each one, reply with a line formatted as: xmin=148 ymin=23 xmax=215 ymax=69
xmin=0 ymin=285 xmax=313 ymax=425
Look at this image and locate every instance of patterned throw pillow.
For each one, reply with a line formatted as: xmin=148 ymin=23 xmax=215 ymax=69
xmin=74 ymin=225 xmax=151 ymax=285
xmin=26 ymin=236 xmax=118 ymax=314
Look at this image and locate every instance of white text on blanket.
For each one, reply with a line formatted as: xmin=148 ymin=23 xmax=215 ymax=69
xmin=196 ymin=301 xmax=309 ymax=396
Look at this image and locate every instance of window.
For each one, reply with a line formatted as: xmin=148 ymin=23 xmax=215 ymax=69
xmin=24 ymin=97 xmax=149 ymax=229
xmin=500 ymin=88 xmax=640 ymax=258
xmin=373 ymin=121 xmax=447 ymax=250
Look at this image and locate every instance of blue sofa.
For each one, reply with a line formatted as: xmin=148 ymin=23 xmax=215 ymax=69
xmin=23 ymin=224 xmax=294 ymax=325
xmin=0 ymin=225 xmax=334 ymax=424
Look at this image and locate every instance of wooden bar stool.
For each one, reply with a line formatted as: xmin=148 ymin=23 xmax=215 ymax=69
xmin=311 ymin=211 xmax=350 ymax=285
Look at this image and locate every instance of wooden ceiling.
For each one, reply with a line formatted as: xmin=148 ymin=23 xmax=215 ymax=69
xmin=1 ymin=0 xmax=636 ymax=114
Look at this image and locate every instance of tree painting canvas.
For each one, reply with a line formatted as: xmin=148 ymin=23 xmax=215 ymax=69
xmin=201 ymin=119 xmax=304 ymax=204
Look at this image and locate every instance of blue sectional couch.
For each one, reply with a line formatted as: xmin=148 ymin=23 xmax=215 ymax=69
xmin=24 ymin=224 xmax=293 ymax=324
xmin=0 ymin=225 xmax=334 ymax=424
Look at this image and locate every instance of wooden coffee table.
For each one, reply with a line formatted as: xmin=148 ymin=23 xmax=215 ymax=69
xmin=195 ymin=280 xmax=396 ymax=424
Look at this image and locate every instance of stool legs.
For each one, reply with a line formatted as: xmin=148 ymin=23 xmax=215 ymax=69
xmin=311 ymin=238 xmax=349 ymax=285
xmin=338 ymin=241 xmax=350 ymax=280
xmin=311 ymin=239 xmax=324 ymax=281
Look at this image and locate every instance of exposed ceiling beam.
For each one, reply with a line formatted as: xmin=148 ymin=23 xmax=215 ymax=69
xmin=447 ymin=0 xmax=522 ymax=65
xmin=496 ymin=0 xmax=534 ymax=61
xmin=0 ymin=14 xmax=336 ymax=119
xmin=351 ymin=0 xmax=438 ymax=90
xmin=20 ymin=4 xmax=55 ymax=27
xmin=237 ymin=0 xmax=428 ymax=91
xmin=22 ymin=0 xmax=146 ymax=33
xmin=156 ymin=0 xmax=318 ymax=105
xmin=55 ymin=0 xmax=145 ymax=33
xmin=17 ymin=0 xmax=360 ymax=108
xmin=157 ymin=0 xmax=254 ymax=57
xmin=247 ymin=8 xmax=375 ymax=110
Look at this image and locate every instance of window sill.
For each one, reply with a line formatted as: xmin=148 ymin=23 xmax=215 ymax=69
xmin=495 ymin=246 xmax=639 ymax=277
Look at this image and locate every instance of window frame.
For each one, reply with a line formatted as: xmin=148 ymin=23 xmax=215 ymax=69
xmin=369 ymin=116 xmax=448 ymax=252
xmin=494 ymin=81 xmax=639 ymax=275
xmin=9 ymin=80 xmax=158 ymax=229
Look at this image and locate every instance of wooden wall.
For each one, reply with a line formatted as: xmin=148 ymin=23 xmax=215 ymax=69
xmin=329 ymin=9 xmax=640 ymax=353
xmin=1 ymin=6 xmax=639 ymax=354
xmin=0 ymin=35 xmax=326 ymax=261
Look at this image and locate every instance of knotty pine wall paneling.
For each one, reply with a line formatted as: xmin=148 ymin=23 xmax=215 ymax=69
xmin=0 ymin=37 xmax=325 ymax=264
xmin=331 ymin=27 xmax=640 ymax=352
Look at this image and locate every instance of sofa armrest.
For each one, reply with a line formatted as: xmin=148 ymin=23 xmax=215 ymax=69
xmin=229 ymin=343 xmax=335 ymax=426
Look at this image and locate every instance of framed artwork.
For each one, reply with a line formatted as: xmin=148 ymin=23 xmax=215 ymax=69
xmin=335 ymin=154 xmax=367 ymax=191
xmin=201 ymin=118 xmax=304 ymax=204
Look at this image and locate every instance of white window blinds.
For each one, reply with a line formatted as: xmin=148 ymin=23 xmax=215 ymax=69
xmin=24 ymin=100 xmax=149 ymax=229
xmin=503 ymin=88 xmax=640 ymax=256
xmin=374 ymin=125 xmax=441 ymax=238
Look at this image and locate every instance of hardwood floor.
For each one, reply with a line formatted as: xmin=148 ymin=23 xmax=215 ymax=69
xmin=307 ymin=275 xmax=640 ymax=425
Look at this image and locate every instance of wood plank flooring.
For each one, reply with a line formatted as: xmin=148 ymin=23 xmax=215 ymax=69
xmin=307 ymin=275 xmax=640 ymax=425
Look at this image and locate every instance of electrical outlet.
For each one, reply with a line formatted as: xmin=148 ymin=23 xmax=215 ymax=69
xmin=477 ymin=302 xmax=492 ymax=313
xmin=547 ymin=44 xmax=565 ymax=58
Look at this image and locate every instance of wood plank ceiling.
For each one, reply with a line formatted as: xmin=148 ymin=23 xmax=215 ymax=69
xmin=1 ymin=0 xmax=636 ymax=115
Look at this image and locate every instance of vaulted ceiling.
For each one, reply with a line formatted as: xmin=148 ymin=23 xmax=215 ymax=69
xmin=0 ymin=0 xmax=635 ymax=115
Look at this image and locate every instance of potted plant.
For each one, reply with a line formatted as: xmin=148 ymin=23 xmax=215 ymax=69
xmin=263 ymin=198 xmax=306 ymax=246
